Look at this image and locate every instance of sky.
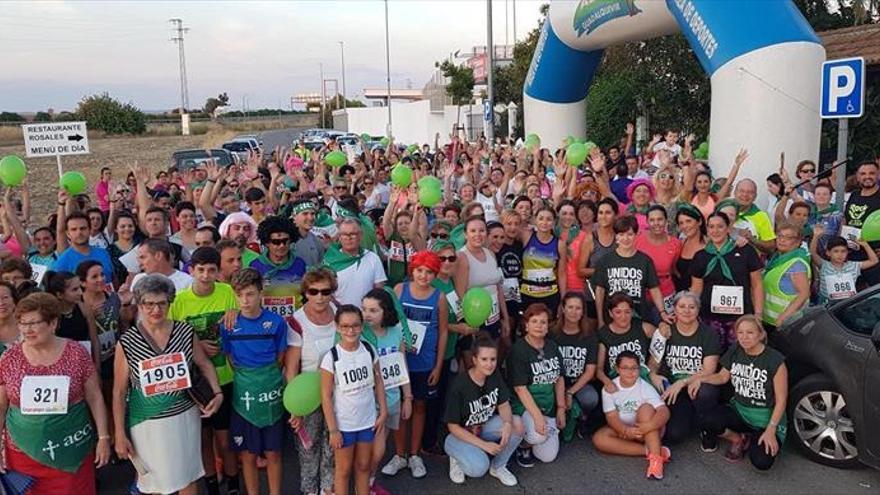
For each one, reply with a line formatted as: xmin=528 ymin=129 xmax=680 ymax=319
xmin=0 ymin=0 xmax=545 ymax=113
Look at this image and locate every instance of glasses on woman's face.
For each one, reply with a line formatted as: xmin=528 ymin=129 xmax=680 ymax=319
xmin=338 ymin=323 xmax=361 ymax=332
xmin=18 ymin=319 xmax=46 ymax=329
xmin=800 ymin=168 xmax=815 ymax=174
xmin=659 ymin=173 xmax=674 ymax=180
xmin=438 ymin=255 xmax=457 ymax=263
xmin=139 ymin=301 xmax=169 ymax=311
xmin=430 ymin=232 xmax=449 ymax=240
xmin=268 ymin=237 xmax=291 ymax=246
xmin=306 ymin=288 xmax=334 ymax=296
xmin=618 ymin=364 xmax=640 ymax=371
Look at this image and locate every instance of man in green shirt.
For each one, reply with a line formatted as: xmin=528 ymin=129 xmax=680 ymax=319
xmin=169 ymin=246 xmax=240 ymax=495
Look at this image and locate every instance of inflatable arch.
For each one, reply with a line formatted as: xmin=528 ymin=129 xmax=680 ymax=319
xmin=524 ymin=0 xmax=826 ymax=202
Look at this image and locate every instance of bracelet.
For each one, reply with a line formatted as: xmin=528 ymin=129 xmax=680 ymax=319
xmin=213 ymin=390 xmax=223 ymax=396
xmin=98 ymin=435 xmax=111 ymax=440
xmin=329 ymin=429 xmax=339 ymax=434
xmin=58 ymin=202 xmax=65 ymax=206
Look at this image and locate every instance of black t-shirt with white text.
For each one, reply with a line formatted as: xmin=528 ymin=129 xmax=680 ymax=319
xmin=551 ymin=331 xmax=598 ymax=387
xmin=444 ymin=371 xmax=510 ymax=428
xmin=591 ymin=251 xmax=659 ymax=320
xmin=721 ymin=344 xmax=785 ymax=409
xmin=597 ymin=322 xmax=649 ymax=377
xmin=660 ymin=323 xmax=721 ymax=380
xmin=691 ymin=244 xmax=763 ymax=321
xmin=845 ymin=189 xmax=880 ymax=261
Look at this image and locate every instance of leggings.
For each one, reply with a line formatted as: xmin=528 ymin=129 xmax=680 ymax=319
xmin=700 ymin=403 xmax=781 ymax=471
xmin=573 ymin=386 xmax=600 ymax=419
xmin=663 ymin=383 xmax=719 ymax=445
xmin=521 ymin=411 xmax=560 ymax=463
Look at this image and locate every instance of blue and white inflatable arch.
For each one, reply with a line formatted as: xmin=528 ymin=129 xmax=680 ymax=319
xmin=524 ymin=0 xmax=825 ymax=198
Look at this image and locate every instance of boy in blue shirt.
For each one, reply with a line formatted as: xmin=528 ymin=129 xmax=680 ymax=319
xmin=221 ymin=268 xmax=288 ymax=495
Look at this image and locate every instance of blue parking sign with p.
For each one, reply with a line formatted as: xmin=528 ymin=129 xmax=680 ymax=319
xmin=821 ymin=57 xmax=865 ymax=119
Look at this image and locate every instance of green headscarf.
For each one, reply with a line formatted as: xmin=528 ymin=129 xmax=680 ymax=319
xmin=322 ymin=242 xmax=364 ymax=272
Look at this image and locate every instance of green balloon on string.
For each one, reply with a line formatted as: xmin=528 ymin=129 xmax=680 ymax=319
xmin=566 ymin=142 xmax=587 ymax=167
xmin=418 ymin=184 xmax=442 ymax=207
xmin=418 ymin=175 xmax=442 ymax=191
xmin=283 ymin=371 xmax=322 ymax=416
xmin=0 ymin=155 xmax=26 ymax=186
xmin=325 ymin=150 xmax=347 ymax=168
xmin=59 ymin=171 xmax=87 ymax=195
xmin=391 ymin=164 xmax=413 ymax=187
xmin=462 ymin=287 xmax=492 ymax=327
xmin=861 ymin=210 xmax=880 ymax=242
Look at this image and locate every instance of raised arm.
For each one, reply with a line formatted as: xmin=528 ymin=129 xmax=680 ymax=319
xmin=717 ymin=148 xmax=749 ymax=200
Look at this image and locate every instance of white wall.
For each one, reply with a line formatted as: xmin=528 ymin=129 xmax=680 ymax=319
xmin=344 ymin=99 xmax=445 ymax=146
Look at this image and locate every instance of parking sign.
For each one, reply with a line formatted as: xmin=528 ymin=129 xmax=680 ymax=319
xmin=821 ymin=57 xmax=865 ymax=119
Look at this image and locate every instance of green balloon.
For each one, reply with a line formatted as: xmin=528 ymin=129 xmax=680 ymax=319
xmin=694 ymin=142 xmax=709 ymax=160
xmin=418 ymin=184 xmax=442 ymax=207
xmin=526 ymin=133 xmax=540 ymax=144
xmin=564 ymin=135 xmax=575 ymax=147
xmin=462 ymin=287 xmax=493 ymax=327
xmin=325 ymin=150 xmax=347 ymax=168
xmin=525 ymin=133 xmax=540 ymax=151
xmin=283 ymin=371 xmax=322 ymax=416
xmin=380 ymin=137 xmax=390 ymax=147
xmin=0 ymin=155 xmax=26 ymax=187
xmin=59 ymin=171 xmax=87 ymax=195
xmin=391 ymin=165 xmax=413 ymax=187
xmin=418 ymin=175 xmax=442 ymax=191
xmin=566 ymin=142 xmax=588 ymax=167
xmin=406 ymin=144 xmax=419 ymax=155
xmin=583 ymin=141 xmax=597 ymax=154
xmin=862 ymin=210 xmax=880 ymax=242
xmin=360 ymin=133 xmax=371 ymax=141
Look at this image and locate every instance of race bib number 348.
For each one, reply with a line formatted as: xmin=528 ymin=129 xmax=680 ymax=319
xmin=138 ymin=352 xmax=192 ymax=397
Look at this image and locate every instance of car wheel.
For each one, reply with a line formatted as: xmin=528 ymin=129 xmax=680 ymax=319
xmin=789 ymin=374 xmax=860 ymax=468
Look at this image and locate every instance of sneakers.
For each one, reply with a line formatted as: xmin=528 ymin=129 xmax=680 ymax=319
xmin=381 ymin=455 xmax=408 ymax=476
xmin=700 ymin=430 xmax=719 ymax=453
xmin=515 ymin=446 xmax=536 ymax=468
xmin=408 ymin=455 xmax=428 ymax=478
xmin=489 ymin=466 xmax=519 ymax=487
xmin=724 ymin=433 xmax=750 ymax=463
xmin=645 ymin=446 xmax=672 ymax=463
xmin=448 ymin=457 xmax=465 ymax=484
xmin=646 ymin=453 xmax=665 ymax=480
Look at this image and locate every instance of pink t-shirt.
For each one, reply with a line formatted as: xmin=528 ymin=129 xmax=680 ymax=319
xmin=96 ymin=180 xmax=110 ymax=212
xmin=635 ymin=233 xmax=681 ymax=297
xmin=0 ymin=340 xmax=94 ymax=407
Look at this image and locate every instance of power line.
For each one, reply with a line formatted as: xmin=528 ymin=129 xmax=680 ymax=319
xmin=169 ymin=18 xmax=190 ymax=113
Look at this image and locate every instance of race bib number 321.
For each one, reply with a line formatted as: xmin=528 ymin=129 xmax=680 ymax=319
xmin=20 ymin=375 xmax=70 ymax=415
xmin=138 ymin=352 xmax=192 ymax=397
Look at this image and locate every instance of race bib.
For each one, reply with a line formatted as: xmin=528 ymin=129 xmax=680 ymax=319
xmin=379 ymin=352 xmax=410 ymax=389
xmin=486 ymin=291 xmax=501 ymax=326
xmin=446 ymin=291 xmax=463 ymax=321
xmin=407 ymin=320 xmax=427 ymax=355
xmin=20 ymin=375 xmax=70 ymax=415
xmin=336 ymin=351 xmax=374 ymax=394
xmin=841 ymin=225 xmax=861 ymax=249
xmin=649 ymin=331 xmax=668 ymax=364
xmin=502 ymin=277 xmax=521 ymax=302
xmin=525 ymin=268 xmax=553 ymax=283
xmin=265 ymin=296 xmax=296 ymax=318
xmin=138 ymin=352 xmax=192 ymax=397
xmin=826 ymin=273 xmax=856 ymax=300
xmin=710 ymin=285 xmax=744 ymax=315
xmin=388 ymin=241 xmax=413 ymax=263
xmin=663 ymin=294 xmax=675 ymax=314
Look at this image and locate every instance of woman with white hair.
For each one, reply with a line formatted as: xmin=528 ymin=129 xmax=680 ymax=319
xmin=112 ymin=274 xmax=223 ymax=495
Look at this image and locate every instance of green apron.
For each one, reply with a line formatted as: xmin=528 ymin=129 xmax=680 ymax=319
xmin=210 ymin=353 xmax=235 ymax=386
xmin=733 ymin=400 xmax=788 ymax=443
xmin=126 ymin=385 xmax=189 ymax=428
xmin=512 ymin=383 xmax=556 ymax=417
xmin=232 ymin=363 xmax=284 ymax=428
xmin=7 ymin=401 xmax=95 ymax=473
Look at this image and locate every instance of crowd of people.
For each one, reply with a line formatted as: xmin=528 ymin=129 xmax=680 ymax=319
xmin=0 ymin=126 xmax=877 ymax=494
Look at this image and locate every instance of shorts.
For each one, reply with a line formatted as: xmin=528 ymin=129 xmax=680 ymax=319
xmin=341 ymin=428 xmax=375 ymax=448
xmin=100 ymin=358 xmax=114 ymax=381
xmin=408 ymin=371 xmax=439 ymax=401
xmin=229 ymin=410 xmax=284 ymax=454
xmin=202 ymin=383 xmax=233 ymax=430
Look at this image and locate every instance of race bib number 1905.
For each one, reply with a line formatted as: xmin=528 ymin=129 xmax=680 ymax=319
xmin=138 ymin=352 xmax=192 ymax=397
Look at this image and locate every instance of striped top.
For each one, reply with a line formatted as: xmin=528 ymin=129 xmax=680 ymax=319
xmin=119 ymin=321 xmax=195 ymax=420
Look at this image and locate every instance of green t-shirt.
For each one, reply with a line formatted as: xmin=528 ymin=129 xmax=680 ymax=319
xmin=661 ymin=323 xmax=721 ymax=381
xmin=598 ymin=322 xmax=649 ymax=378
xmin=551 ymin=331 xmax=598 ymax=387
xmin=169 ymin=283 xmax=238 ymax=344
xmin=443 ymin=370 xmax=510 ymax=428
xmin=739 ymin=209 xmax=776 ymax=242
xmin=242 ymin=248 xmax=260 ymax=267
xmin=721 ymin=344 xmax=785 ymax=410
xmin=507 ymin=338 xmax=562 ymax=416
xmin=431 ymin=277 xmax=460 ymax=360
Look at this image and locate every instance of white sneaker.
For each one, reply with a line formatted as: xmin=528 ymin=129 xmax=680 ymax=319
xmin=381 ymin=455 xmax=408 ymax=476
xmin=448 ymin=457 xmax=465 ymax=484
xmin=489 ymin=466 xmax=518 ymax=487
xmin=408 ymin=455 xmax=427 ymax=478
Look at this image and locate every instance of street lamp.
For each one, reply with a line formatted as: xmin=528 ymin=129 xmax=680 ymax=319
xmin=339 ymin=41 xmax=348 ymax=114
xmin=384 ymin=0 xmax=393 ymax=138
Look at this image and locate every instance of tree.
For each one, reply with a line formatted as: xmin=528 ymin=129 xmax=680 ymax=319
xmin=33 ymin=111 xmax=53 ymax=122
xmin=55 ymin=111 xmax=77 ymax=122
xmin=0 ymin=112 xmax=24 ymax=123
xmin=436 ymin=60 xmax=475 ymax=129
xmin=493 ymin=24 xmax=542 ymax=137
xmin=204 ymin=92 xmax=230 ymax=118
xmin=318 ymin=95 xmax=367 ymax=128
xmin=76 ymin=93 xmax=146 ymax=135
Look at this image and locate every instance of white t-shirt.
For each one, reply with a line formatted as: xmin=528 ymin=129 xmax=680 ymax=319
xmin=291 ymin=306 xmax=337 ymax=373
xmin=334 ymin=251 xmax=387 ymax=307
xmin=320 ymin=343 xmax=378 ymax=431
xmin=601 ymin=377 xmax=665 ymax=426
xmin=651 ymin=142 xmax=682 ymax=167
xmin=132 ymin=270 xmax=193 ymax=293
xmin=476 ymin=191 xmax=499 ymax=222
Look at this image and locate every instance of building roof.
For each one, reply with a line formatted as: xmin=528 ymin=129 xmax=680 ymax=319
xmin=820 ymin=23 xmax=880 ymax=65
xmin=363 ymin=88 xmax=423 ymax=100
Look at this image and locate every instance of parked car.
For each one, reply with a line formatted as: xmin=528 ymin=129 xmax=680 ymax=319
xmin=235 ymin=134 xmax=263 ymax=146
xmin=171 ymin=149 xmax=235 ymax=171
xmin=222 ymin=139 xmax=260 ymax=162
xmin=772 ymin=287 xmax=880 ymax=470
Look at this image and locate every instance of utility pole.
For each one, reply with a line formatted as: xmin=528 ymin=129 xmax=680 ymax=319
xmin=384 ymin=0 xmax=393 ymax=138
xmin=485 ymin=0 xmax=495 ymax=142
xmin=320 ymin=62 xmax=326 ymax=128
xmin=339 ymin=41 xmax=348 ymax=114
xmin=169 ymin=18 xmax=191 ymax=135
xmin=512 ymin=0 xmax=517 ymax=42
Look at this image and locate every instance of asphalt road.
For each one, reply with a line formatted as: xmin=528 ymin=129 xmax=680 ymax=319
xmin=97 ymin=430 xmax=880 ymax=494
xmin=254 ymin=128 xmax=309 ymax=154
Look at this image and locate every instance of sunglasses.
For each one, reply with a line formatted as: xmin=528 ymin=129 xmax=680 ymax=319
xmin=364 ymin=182 xmax=374 ymax=186
xmin=438 ymin=255 xmax=457 ymax=263
xmin=801 ymin=168 xmax=815 ymax=174
xmin=306 ymin=288 xmax=334 ymax=296
xmin=659 ymin=173 xmax=674 ymax=180
xmin=268 ymin=238 xmax=291 ymax=245
xmin=431 ymin=232 xmax=449 ymax=239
